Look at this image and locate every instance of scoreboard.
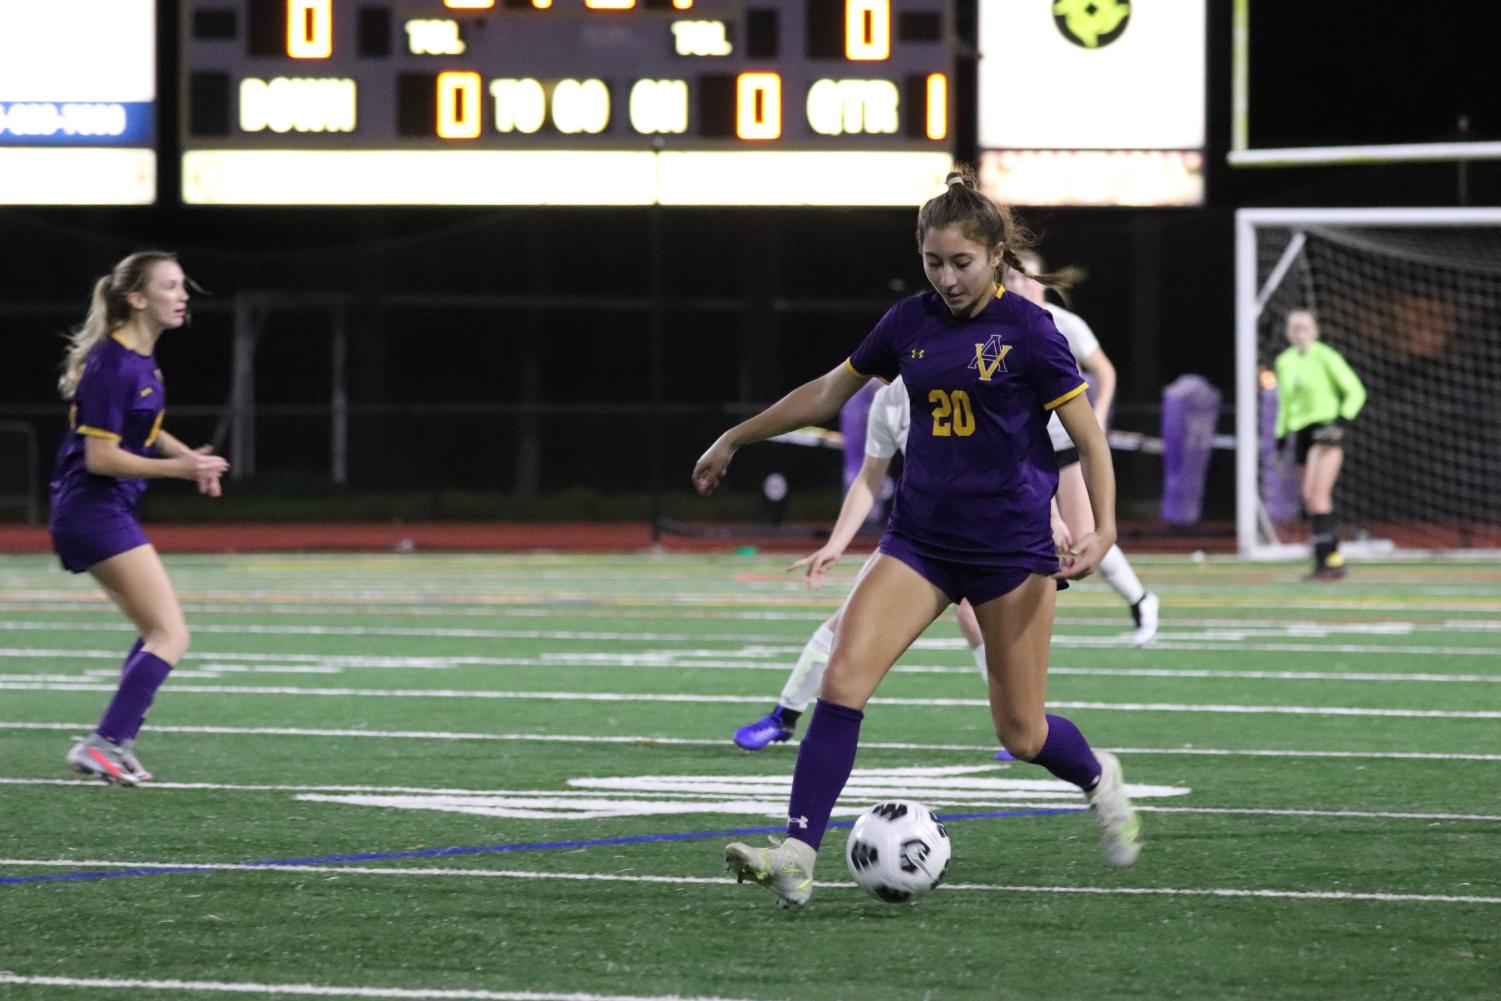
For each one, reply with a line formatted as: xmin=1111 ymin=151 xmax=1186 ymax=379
xmin=0 ymin=0 xmax=156 ymax=205
xmin=180 ymin=0 xmax=954 ymax=205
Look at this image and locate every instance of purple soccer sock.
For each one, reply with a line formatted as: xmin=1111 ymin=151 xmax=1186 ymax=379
xmin=96 ymin=650 xmax=173 ymax=744
xmin=1026 ymin=714 xmax=1102 ymax=791
xmin=121 ymin=637 xmax=143 ymax=677
xmin=785 ymin=699 xmax=864 ymax=850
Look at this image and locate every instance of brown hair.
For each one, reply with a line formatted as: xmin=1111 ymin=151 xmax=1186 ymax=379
xmin=58 ymin=251 xmax=179 ymax=400
xmin=916 ymin=165 xmax=1075 ymax=290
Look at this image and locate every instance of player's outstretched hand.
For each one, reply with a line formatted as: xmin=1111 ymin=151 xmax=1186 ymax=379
xmin=692 ymin=438 xmax=735 ymax=496
xmin=177 ymin=446 xmax=229 ymax=493
xmin=1052 ymin=531 xmax=1111 ymax=581
xmin=787 ymin=544 xmax=843 ymax=588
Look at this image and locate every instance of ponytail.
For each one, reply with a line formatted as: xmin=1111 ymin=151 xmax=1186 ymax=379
xmin=916 ymin=165 xmax=1076 ymax=293
xmin=58 ymin=251 xmax=178 ymax=400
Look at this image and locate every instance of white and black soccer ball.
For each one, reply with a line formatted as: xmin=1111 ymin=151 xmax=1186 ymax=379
xmin=843 ymin=800 xmax=951 ymax=904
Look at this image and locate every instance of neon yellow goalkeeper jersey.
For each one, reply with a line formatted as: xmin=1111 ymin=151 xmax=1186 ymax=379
xmin=1273 ymin=340 xmax=1367 ymax=438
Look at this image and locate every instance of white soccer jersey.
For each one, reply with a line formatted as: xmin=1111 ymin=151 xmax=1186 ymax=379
xmin=864 ymin=375 xmax=910 ymax=460
xmin=1043 ymin=303 xmax=1101 ymax=452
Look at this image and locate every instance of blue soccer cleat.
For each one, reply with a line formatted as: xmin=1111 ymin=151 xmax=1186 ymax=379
xmin=733 ymin=707 xmax=794 ymax=751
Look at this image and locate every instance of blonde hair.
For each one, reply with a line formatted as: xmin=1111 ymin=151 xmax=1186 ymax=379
xmin=916 ymin=166 xmax=1076 ymax=291
xmin=58 ymin=251 xmax=178 ymax=400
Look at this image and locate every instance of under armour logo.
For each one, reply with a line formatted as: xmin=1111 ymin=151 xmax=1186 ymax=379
xmin=788 ymin=814 xmax=809 ymax=828
xmin=910 ymin=348 xmax=926 ymax=359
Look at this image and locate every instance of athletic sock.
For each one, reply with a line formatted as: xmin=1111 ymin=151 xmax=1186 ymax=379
xmin=971 ymin=642 xmax=988 ymax=681
xmin=1098 ymin=545 xmax=1146 ymax=607
xmin=121 ymin=637 xmax=143 ymax=677
xmin=1311 ymin=512 xmax=1337 ymax=570
xmin=1026 ymin=714 xmax=1102 ymax=791
xmin=775 ymin=706 xmax=803 ymax=728
xmin=779 ymin=623 xmax=834 ymax=713
xmin=96 ymin=650 xmax=173 ymax=744
xmin=785 ymin=699 xmax=863 ymax=850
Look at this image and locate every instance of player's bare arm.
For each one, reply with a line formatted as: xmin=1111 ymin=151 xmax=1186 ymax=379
xmin=693 ymin=363 xmax=869 ymax=495
xmin=1053 ymin=394 xmax=1116 ymax=579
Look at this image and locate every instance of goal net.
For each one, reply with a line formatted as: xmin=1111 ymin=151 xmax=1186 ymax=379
xmin=1235 ymin=208 xmax=1501 ymax=558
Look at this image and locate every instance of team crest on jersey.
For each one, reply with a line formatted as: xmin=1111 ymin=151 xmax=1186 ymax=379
xmin=970 ymin=336 xmax=1012 ymax=381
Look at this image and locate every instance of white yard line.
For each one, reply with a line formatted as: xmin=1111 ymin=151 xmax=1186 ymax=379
xmin=0 ymin=974 xmax=773 ymax=1001
xmin=3 ymin=721 xmax=1499 ymax=760
xmin=7 ymin=599 xmax=1501 ymax=627
xmin=0 ymin=862 xmax=1496 ymax=906
xmin=5 ymin=646 xmax=1499 ymax=683
xmin=0 ymin=778 xmax=1495 ymax=822
xmin=2 ymin=682 xmax=1498 ymax=719
xmin=3 ymin=619 xmax=1500 ymax=655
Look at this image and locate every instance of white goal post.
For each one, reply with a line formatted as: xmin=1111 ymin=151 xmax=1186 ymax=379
xmin=1235 ymin=207 xmax=1501 ymax=559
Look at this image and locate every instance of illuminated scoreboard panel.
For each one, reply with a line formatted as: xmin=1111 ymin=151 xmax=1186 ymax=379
xmin=0 ymin=0 xmax=156 ymax=205
xmin=181 ymin=0 xmax=954 ymax=205
xmin=976 ymin=0 xmax=1205 ymax=207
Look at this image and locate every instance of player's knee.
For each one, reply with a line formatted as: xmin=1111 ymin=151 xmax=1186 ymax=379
xmin=994 ymin=715 xmax=1046 ymax=760
xmin=147 ymin=623 xmax=190 ymax=663
xmin=820 ymin=655 xmax=870 ymax=709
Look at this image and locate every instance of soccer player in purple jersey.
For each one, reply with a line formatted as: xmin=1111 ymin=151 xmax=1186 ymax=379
xmin=50 ymin=251 xmax=229 ymax=786
xmin=693 ymin=167 xmax=1141 ymax=909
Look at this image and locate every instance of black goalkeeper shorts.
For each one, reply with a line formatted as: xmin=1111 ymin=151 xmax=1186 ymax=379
xmin=1295 ymin=421 xmax=1347 ymax=464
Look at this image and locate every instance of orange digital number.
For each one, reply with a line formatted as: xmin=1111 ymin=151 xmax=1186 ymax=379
xmin=845 ymin=0 xmax=890 ymax=61
xmin=287 ymin=0 xmax=332 ymax=59
xmin=436 ymin=72 xmax=482 ymax=139
xmin=926 ymin=73 xmax=947 ymax=141
xmin=736 ymin=73 xmax=781 ymax=140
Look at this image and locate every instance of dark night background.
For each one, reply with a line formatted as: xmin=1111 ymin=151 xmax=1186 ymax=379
xmin=2 ymin=0 xmax=1499 ymax=524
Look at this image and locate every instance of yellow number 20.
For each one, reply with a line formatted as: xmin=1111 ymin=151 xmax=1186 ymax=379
xmin=928 ymin=388 xmax=975 ymax=437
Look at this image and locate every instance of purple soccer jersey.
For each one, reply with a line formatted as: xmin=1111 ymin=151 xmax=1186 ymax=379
xmin=50 ymin=334 xmax=166 ymax=523
xmin=847 ymin=289 xmax=1087 ymax=570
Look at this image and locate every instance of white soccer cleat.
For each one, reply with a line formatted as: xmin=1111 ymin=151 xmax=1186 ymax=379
xmin=65 ymin=734 xmax=140 ymax=787
xmin=724 ymin=836 xmax=817 ymax=910
xmin=1087 ymin=751 xmax=1142 ymax=869
xmin=1131 ymin=592 xmax=1160 ymax=647
xmin=116 ymin=739 xmax=153 ymax=782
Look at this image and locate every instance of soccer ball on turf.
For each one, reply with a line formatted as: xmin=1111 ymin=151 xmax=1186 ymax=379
xmin=844 ymin=800 xmax=951 ymax=904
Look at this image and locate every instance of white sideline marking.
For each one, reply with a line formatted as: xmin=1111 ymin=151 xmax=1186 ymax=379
xmin=0 ymin=777 xmax=1495 ymax=823
xmin=3 ymin=722 xmax=1500 ymax=761
xmin=0 ymin=974 xmax=768 ymax=1001
xmin=0 ymin=863 xmax=1497 ymax=906
xmin=3 ymin=619 xmax=1500 ymax=656
xmin=7 ymin=599 xmax=1501 ymax=631
xmin=3 ymin=682 xmax=1498 ymax=720
xmin=7 ymin=646 xmax=1500 ymax=684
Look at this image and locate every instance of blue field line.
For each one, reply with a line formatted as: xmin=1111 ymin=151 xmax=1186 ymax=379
xmin=0 ymin=807 xmax=1081 ymax=887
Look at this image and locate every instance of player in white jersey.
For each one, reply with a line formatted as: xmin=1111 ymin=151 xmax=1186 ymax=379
xmin=1010 ymin=252 xmax=1159 ymax=645
xmin=732 ymin=375 xmax=997 ymax=751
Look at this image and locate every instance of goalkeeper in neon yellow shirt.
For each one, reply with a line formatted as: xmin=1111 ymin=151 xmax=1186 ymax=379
xmin=1274 ymin=309 xmax=1367 ymax=580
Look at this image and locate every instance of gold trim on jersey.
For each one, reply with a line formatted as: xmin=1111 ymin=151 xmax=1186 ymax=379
xmin=1043 ymin=382 xmax=1089 ymax=411
xmin=77 ymin=425 xmax=122 ymax=441
xmin=844 ymin=358 xmax=890 ymax=384
xmin=144 ymin=409 xmax=166 ymax=448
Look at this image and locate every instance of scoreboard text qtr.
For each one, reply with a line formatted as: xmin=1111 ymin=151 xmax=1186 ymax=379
xmin=181 ymin=0 xmax=955 ymax=205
